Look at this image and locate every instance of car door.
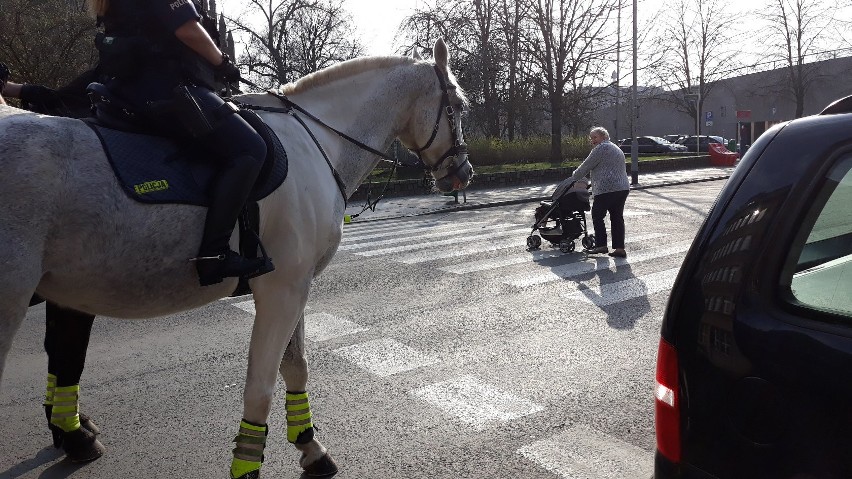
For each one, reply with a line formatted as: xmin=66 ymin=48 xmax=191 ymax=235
xmin=658 ymin=114 xmax=852 ymax=479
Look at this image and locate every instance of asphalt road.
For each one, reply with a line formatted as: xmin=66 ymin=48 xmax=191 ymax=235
xmin=0 ymin=180 xmax=726 ymax=479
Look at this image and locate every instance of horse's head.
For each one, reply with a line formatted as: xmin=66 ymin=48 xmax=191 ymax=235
xmin=400 ymin=39 xmax=473 ymax=193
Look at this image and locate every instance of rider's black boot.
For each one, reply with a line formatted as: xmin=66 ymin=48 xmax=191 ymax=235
xmin=195 ymin=156 xmax=274 ymax=286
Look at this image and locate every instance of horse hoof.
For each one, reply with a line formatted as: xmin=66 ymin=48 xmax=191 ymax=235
xmin=48 ymin=414 xmax=101 ymax=448
xmin=303 ymin=453 xmax=338 ymax=477
xmin=49 ymin=424 xmax=64 ymax=448
xmin=79 ymin=413 xmax=101 ymax=435
xmin=62 ymin=427 xmax=106 ymax=463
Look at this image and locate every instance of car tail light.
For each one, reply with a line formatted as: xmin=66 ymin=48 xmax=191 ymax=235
xmin=655 ymin=337 xmax=682 ymax=463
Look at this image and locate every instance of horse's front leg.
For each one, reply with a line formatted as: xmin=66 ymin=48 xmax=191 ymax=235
xmin=230 ymin=277 xmax=310 ymax=479
xmin=279 ymin=314 xmax=338 ymax=477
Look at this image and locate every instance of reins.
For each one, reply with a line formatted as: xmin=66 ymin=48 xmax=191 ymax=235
xmin=233 ymin=64 xmax=468 ymax=217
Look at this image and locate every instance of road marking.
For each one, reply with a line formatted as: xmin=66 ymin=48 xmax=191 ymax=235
xmin=517 ymin=424 xmax=653 ymax=479
xmin=564 ymin=267 xmax=681 ymax=306
xmin=332 ymin=338 xmax=440 ymax=376
xmin=504 ymin=240 xmax=692 ymax=288
xmin=339 ymin=222 xmax=515 ymax=251
xmin=355 ymin=227 xmax=530 ymax=257
xmin=232 ymin=300 xmax=255 ymax=315
xmin=623 ymin=210 xmax=654 ymax=217
xmin=441 ymin=233 xmax=668 ymax=274
xmin=342 ymin=219 xmax=449 ymax=233
xmin=304 ymin=313 xmax=368 ymax=342
xmin=411 ymin=375 xmax=544 ymax=429
xmin=341 ymin=221 xmax=475 ymax=243
xmin=397 ymin=236 xmax=526 ymax=264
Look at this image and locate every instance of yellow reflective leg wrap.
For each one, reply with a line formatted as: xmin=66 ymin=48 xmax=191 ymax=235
xmin=285 ymin=391 xmax=313 ymax=444
xmin=44 ymin=373 xmax=57 ymax=407
xmin=50 ymin=385 xmax=81 ymax=433
xmin=230 ymin=419 xmax=267 ymax=479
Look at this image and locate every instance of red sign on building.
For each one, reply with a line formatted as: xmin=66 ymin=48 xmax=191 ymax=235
xmin=736 ymin=110 xmax=752 ymax=119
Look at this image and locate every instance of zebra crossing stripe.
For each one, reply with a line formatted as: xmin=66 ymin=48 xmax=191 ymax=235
xmin=517 ymin=424 xmax=653 ymax=479
xmin=440 ymin=232 xmax=668 ymax=274
xmin=304 ymin=313 xmax=368 ymax=342
xmin=504 ymin=240 xmax=692 ymax=288
xmin=332 ymin=338 xmax=440 ymax=377
xmin=232 ymin=300 xmax=255 ymax=315
xmin=623 ymin=210 xmax=654 ymax=217
xmin=355 ymin=226 xmax=530 ymax=257
xmin=563 ymin=267 xmax=681 ymax=306
xmin=341 ymin=221 xmax=470 ymax=243
xmin=339 ymin=222 xmax=516 ymax=251
xmin=410 ymin=375 xmax=544 ymax=429
xmin=397 ymin=236 xmax=526 ymax=264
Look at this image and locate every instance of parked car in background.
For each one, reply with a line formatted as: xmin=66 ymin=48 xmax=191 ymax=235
xmin=655 ymin=96 xmax=852 ymax=478
xmin=664 ymin=134 xmax=688 ymax=144
xmin=617 ymin=136 xmax=688 ymax=154
xmin=675 ymin=135 xmax=725 ymax=152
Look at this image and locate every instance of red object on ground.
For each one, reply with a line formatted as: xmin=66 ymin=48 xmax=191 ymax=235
xmin=708 ymin=142 xmax=739 ymax=166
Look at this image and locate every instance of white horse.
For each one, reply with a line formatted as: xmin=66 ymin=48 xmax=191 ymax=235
xmin=0 ymin=39 xmax=471 ymax=477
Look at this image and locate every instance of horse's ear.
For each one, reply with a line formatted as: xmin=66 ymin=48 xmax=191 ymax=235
xmin=434 ymin=38 xmax=449 ymax=72
xmin=412 ymin=48 xmax=422 ymax=60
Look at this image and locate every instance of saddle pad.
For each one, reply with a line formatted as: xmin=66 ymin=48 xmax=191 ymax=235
xmin=85 ymin=112 xmax=288 ymax=206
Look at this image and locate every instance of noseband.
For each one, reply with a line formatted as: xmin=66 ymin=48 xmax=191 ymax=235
xmin=409 ymin=65 xmax=470 ymax=182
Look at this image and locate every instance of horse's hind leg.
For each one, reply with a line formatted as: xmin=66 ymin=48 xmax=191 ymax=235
xmin=279 ymin=314 xmax=338 ymax=477
xmin=0 ymin=246 xmax=42 ymax=387
xmin=43 ymin=303 xmax=105 ymax=462
xmin=0 ymin=292 xmax=31 ymax=388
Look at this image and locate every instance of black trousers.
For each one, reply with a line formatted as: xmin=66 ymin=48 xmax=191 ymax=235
xmin=591 ymin=189 xmax=629 ymax=249
xmin=44 ymin=302 xmax=95 ymax=387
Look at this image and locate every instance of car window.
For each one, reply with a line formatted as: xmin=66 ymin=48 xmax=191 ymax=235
xmin=781 ymin=154 xmax=852 ymax=319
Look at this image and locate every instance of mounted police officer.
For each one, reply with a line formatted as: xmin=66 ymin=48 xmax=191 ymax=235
xmin=88 ymin=0 xmax=274 ymax=286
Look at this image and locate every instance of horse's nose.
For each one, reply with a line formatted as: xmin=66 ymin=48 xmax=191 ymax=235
xmin=455 ymin=162 xmax=473 ymax=189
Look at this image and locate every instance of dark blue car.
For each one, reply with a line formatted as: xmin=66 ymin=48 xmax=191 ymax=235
xmin=654 ymin=97 xmax=852 ymax=478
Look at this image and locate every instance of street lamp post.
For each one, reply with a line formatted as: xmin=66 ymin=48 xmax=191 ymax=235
xmin=630 ymin=0 xmax=638 ymax=185
xmin=614 ymin=0 xmax=621 ymax=141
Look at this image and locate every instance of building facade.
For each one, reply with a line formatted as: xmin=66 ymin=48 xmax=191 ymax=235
xmin=595 ymin=55 xmax=852 ymax=147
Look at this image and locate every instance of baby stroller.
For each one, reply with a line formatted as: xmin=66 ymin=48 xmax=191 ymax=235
xmin=526 ymin=179 xmax=595 ymax=253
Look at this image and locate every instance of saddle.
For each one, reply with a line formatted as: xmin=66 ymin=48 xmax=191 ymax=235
xmin=85 ymin=84 xmax=289 ymax=296
xmin=85 ymin=83 xmax=288 ymax=206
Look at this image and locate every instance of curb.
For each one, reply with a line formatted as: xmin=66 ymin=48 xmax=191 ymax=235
xmin=346 ymin=174 xmax=731 ymax=224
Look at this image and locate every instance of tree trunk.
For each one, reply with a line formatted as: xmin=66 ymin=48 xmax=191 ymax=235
xmin=550 ymin=92 xmax=563 ymax=162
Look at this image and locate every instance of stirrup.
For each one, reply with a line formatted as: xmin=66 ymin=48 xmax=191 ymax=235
xmin=192 ymin=250 xmax=274 ymax=286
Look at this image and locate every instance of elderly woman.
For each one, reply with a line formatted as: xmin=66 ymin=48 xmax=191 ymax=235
xmin=558 ymin=126 xmax=630 ymax=257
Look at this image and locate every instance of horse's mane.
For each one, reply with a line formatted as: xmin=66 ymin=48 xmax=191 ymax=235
xmin=279 ymin=56 xmax=417 ymax=95
xmin=275 ymin=55 xmax=469 ymax=107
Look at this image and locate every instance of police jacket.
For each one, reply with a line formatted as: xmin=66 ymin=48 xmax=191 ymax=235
xmin=97 ymin=0 xmax=219 ymax=96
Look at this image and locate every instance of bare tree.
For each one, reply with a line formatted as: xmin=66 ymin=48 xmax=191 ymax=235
xmin=287 ymin=1 xmax=364 ymax=77
xmin=761 ymin=0 xmax=833 ymax=118
xmin=0 ymin=0 xmax=97 ymax=87
xmin=523 ymin=0 xmax=619 ymax=161
xmin=651 ymin=0 xmax=739 ymax=128
xmin=227 ymin=0 xmax=362 ymax=88
xmin=496 ymin=0 xmax=535 ymax=140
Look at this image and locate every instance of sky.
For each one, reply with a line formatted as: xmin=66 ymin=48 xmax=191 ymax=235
xmin=220 ymin=0 xmax=420 ymax=56
xmin=217 ymin=0 xmax=739 ymax=58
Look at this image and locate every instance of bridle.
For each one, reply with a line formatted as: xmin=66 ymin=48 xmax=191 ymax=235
xmin=237 ymin=63 xmax=470 ymax=202
xmin=408 ymin=65 xmax=470 ymax=182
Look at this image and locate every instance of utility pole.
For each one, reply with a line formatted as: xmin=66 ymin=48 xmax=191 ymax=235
xmin=630 ymin=0 xmax=638 ymax=185
xmin=614 ymin=0 xmax=621 ymax=141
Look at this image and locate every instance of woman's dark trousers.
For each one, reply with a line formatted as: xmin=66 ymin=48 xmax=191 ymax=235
xmin=591 ymin=189 xmax=629 ymax=249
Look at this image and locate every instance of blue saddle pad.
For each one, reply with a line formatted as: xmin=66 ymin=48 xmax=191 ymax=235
xmin=85 ymin=110 xmax=288 ymax=206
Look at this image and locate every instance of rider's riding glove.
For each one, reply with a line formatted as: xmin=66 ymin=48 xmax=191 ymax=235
xmin=20 ymin=84 xmax=62 ymax=110
xmin=214 ymin=53 xmax=241 ymax=83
